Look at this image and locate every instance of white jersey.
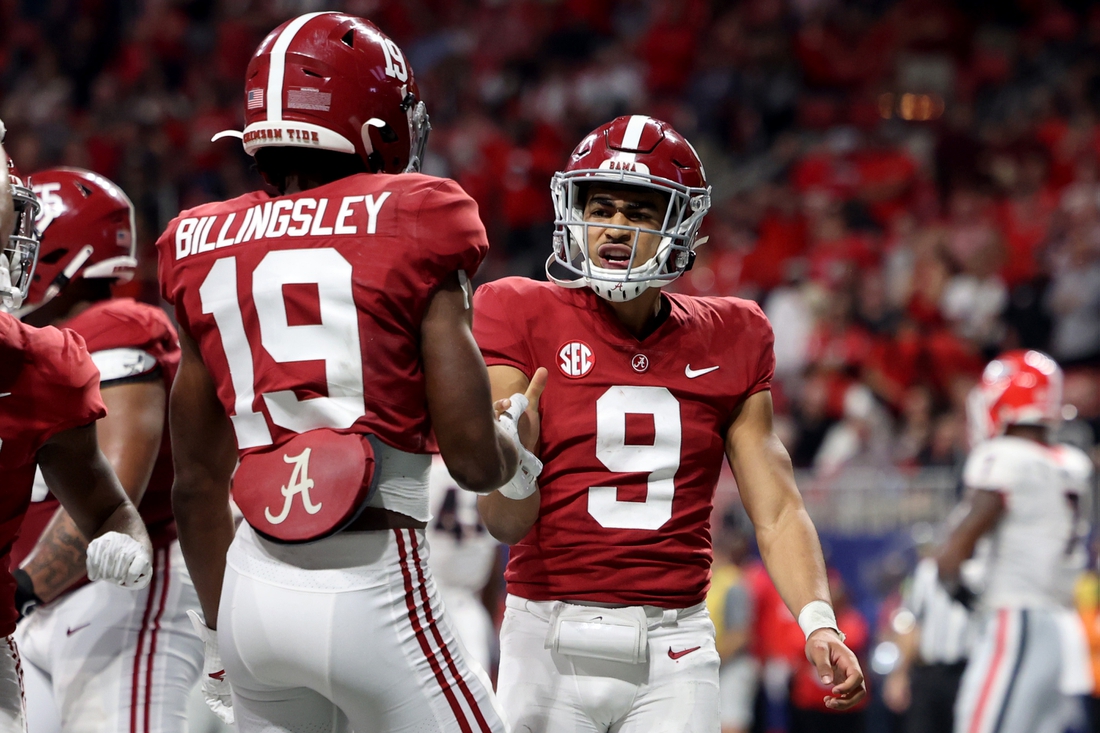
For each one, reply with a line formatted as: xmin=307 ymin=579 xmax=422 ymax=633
xmin=964 ymin=436 xmax=1091 ymax=610
xmin=426 ymin=457 xmax=499 ymax=594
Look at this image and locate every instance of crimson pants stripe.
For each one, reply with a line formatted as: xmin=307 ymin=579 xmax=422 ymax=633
xmin=130 ymin=550 xmax=161 ymax=733
xmin=407 ymin=530 xmax=492 ymax=733
xmin=394 ymin=529 xmax=472 ymax=733
xmin=6 ymin=637 xmax=24 ymax=723
xmin=143 ymin=549 xmax=171 ymax=733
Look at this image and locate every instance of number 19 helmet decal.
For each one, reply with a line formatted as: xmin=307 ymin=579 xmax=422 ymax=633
xmin=214 ymin=12 xmax=430 ymax=174
xmin=547 ymin=115 xmax=712 ymax=302
xmin=0 ymin=119 xmax=41 ymax=310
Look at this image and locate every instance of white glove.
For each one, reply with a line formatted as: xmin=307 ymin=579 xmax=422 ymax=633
xmin=496 ymin=393 xmax=543 ymax=500
xmin=86 ymin=532 xmax=152 ymax=589
xmin=187 ymin=610 xmax=235 ymax=725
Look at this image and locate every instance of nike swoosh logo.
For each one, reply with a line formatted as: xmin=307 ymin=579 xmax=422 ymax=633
xmin=684 ymin=365 xmax=719 ymax=379
xmin=66 ymin=623 xmax=91 ymax=636
xmin=209 ymin=669 xmax=226 ymax=681
xmin=668 ymin=645 xmax=701 ymax=660
xmin=0 ymin=393 xmax=11 ymax=398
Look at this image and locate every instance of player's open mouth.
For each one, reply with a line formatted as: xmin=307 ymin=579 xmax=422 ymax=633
xmin=597 ymin=244 xmax=634 ymax=269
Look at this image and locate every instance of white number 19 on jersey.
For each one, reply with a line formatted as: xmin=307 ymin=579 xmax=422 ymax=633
xmin=199 ymin=249 xmax=365 ymax=449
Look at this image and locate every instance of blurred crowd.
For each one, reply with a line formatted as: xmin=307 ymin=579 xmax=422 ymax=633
xmin=3 ymin=0 xmax=1100 ymax=470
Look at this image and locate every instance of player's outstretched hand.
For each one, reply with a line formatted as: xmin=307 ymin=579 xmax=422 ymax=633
xmin=86 ymin=532 xmax=152 ymax=589
xmin=494 ymin=367 xmax=548 ymax=452
xmin=188 ymin=610 xmax=235 ymax=724
xmin=806 ymin=628 xmax=866 ymax=710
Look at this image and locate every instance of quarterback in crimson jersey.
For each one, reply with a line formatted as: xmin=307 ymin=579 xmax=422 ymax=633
xmin=159 ymin=14 xmax=532 ymax=732
xmin=11 ymin=167 xmax=205 ymax=733
xmin=0 ymin=125 xmax=154 ymax=733
xmin=939 ymin=351 xmax=1093 ymax=733
xmin=475 ymin=115 xmax=865 ymax=732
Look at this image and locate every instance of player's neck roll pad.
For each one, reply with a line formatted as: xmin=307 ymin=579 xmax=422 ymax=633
xmin=232 ymin=430 xmax=377 ymax=543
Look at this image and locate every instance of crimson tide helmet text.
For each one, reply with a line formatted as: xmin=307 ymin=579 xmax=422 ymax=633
xmin=966 ymin=349 xmax=1064 ymax=446
xmin=548 ymin=115 xmax=712 ymax=301
xmin=24 ymin=168 xmax=137 ymax=312
xmin=213 ymin=12 xmax=430 ymax=174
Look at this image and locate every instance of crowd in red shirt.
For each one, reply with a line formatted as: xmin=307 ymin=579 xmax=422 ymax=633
xmin=2 ymin=0 xmax=1100 ymax=473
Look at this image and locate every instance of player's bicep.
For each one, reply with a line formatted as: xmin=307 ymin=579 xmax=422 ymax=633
xmin=97 ymin=379 xmax=165 ymax=504
xmin=170 ymin=330 xmax=236 ymax=491
xmin=487 ymin=365 xmax=529 ymax=404
xmin=724 ymin=390 xmax=803 ymax=529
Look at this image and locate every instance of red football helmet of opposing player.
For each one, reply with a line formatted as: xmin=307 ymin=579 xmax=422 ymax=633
xmin=214 ymin=12 xmax=430 ymax=174
xmin=23 ymin=168 xmax=136 ymax=312
xmin=548 ymin=115 xmax=712 ymax=301
xmin=967 ymin=349 xmax=1064 ymax=446
xmin=0 ymin=120 xmax=42 ymax=309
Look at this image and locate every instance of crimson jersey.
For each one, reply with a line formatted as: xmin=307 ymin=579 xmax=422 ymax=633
xmin=474 ymin=278 xmax=774 ymax=608
xmin=156 ymin=173 xmax=487 ymax=460
xmin=10 ymin=299 xmax=181 ymax=571
xmin=0 ymin=312 xmax=105 ymax=635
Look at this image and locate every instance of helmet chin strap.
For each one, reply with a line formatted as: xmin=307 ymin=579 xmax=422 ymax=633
xmin=543 ymin=253 xmax=660 ymax=302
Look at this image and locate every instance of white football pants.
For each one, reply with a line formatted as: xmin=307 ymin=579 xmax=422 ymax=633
xmin=0 ymin=636 xmax=25 ymax=732
xmin=497 ymin=594 xmax=721 ymax=733
xmin=219 ymin=524 xmax=506 ymax=733
xmin=955 ymin=607 xmax=1090 ymax=733
xmin=436 ymin=588 xmax=495 ymax=675
xmin=16 ymin=543 xmax=203 ymax=733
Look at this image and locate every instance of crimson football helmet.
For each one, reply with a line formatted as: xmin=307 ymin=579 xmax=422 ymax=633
xmin=214 ymin=12 xmax=430 ymax=174
xmin=21 ymin=168 xmax=136 ymax=312
xmin=0 ymin=120 xmax=41 ymax=310
xmin=548 ymin=115 xmax=712 ymax=301
xmin=966 ymin=349 xmax=1064 ymax=446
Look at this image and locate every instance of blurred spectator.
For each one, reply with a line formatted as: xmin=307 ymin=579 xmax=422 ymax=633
xmin=709 ymin=512 xmax=762 ymax=733
xmin=1045 ymin=219 xmax=1100 ymax=365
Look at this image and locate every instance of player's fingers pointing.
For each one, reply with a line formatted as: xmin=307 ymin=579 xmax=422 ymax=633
xmin=525 ymin=367 xmax=548 ymax=412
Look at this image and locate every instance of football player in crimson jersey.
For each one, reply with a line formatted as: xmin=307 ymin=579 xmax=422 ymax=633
xmin=474 ymin=115 xmax=866 ymax=732
xmin=10 ymin=167 xmax=205 ymax=733
xmin=940 ymin=351 xmax=1093 ymax=733
xmin=0 ymin=125 xmax=155 ymax=732
xmin=157 ymin=13 xmax=535 ymax=733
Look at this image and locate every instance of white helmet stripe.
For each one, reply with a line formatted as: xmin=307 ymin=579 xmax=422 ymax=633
xmin=620 ymin=115 xmax=650 ymax=150
xmin=267 ymin=12 xmax=333 ymax=124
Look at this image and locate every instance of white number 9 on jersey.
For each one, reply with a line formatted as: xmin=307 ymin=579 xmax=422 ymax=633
xmin=199 ymin=250 xmax=364 ymax=449
xmin=588 ymin=386 xmax=682 ymax=530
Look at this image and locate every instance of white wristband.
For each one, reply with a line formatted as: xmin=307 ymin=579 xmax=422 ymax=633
xmin=798 ymin=600 xmax=844 ymax=642
xmin=496 ymin=393 xmax=543 ymax=501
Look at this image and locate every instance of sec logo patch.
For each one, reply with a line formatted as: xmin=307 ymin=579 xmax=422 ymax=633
xmin=558 ymin=341 xmax=595 ymax=378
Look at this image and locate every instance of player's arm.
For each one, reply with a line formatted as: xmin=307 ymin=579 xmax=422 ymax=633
xmin=477 ymin=365 xmax=543 ymax=545
xmin=423 ymin=272 xmax=537 ymax=494
xmin=21 ymin=379 xmax=165 ymax=603
xmin=937 ymin=489 xmax=1004 ymax=601
xmin=726 ymin=389 xmax=865 ymax=710
xmin=170 ymin=329 xmax=237 ymax=628
xmin=35 ymin=423 xmax=152 ymax=580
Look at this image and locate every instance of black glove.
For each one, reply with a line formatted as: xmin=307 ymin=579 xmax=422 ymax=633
xmin=13 ymin=568 xmax=41 ymax=620
xmin=948 ymin=580 xmax=977 ymax=611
